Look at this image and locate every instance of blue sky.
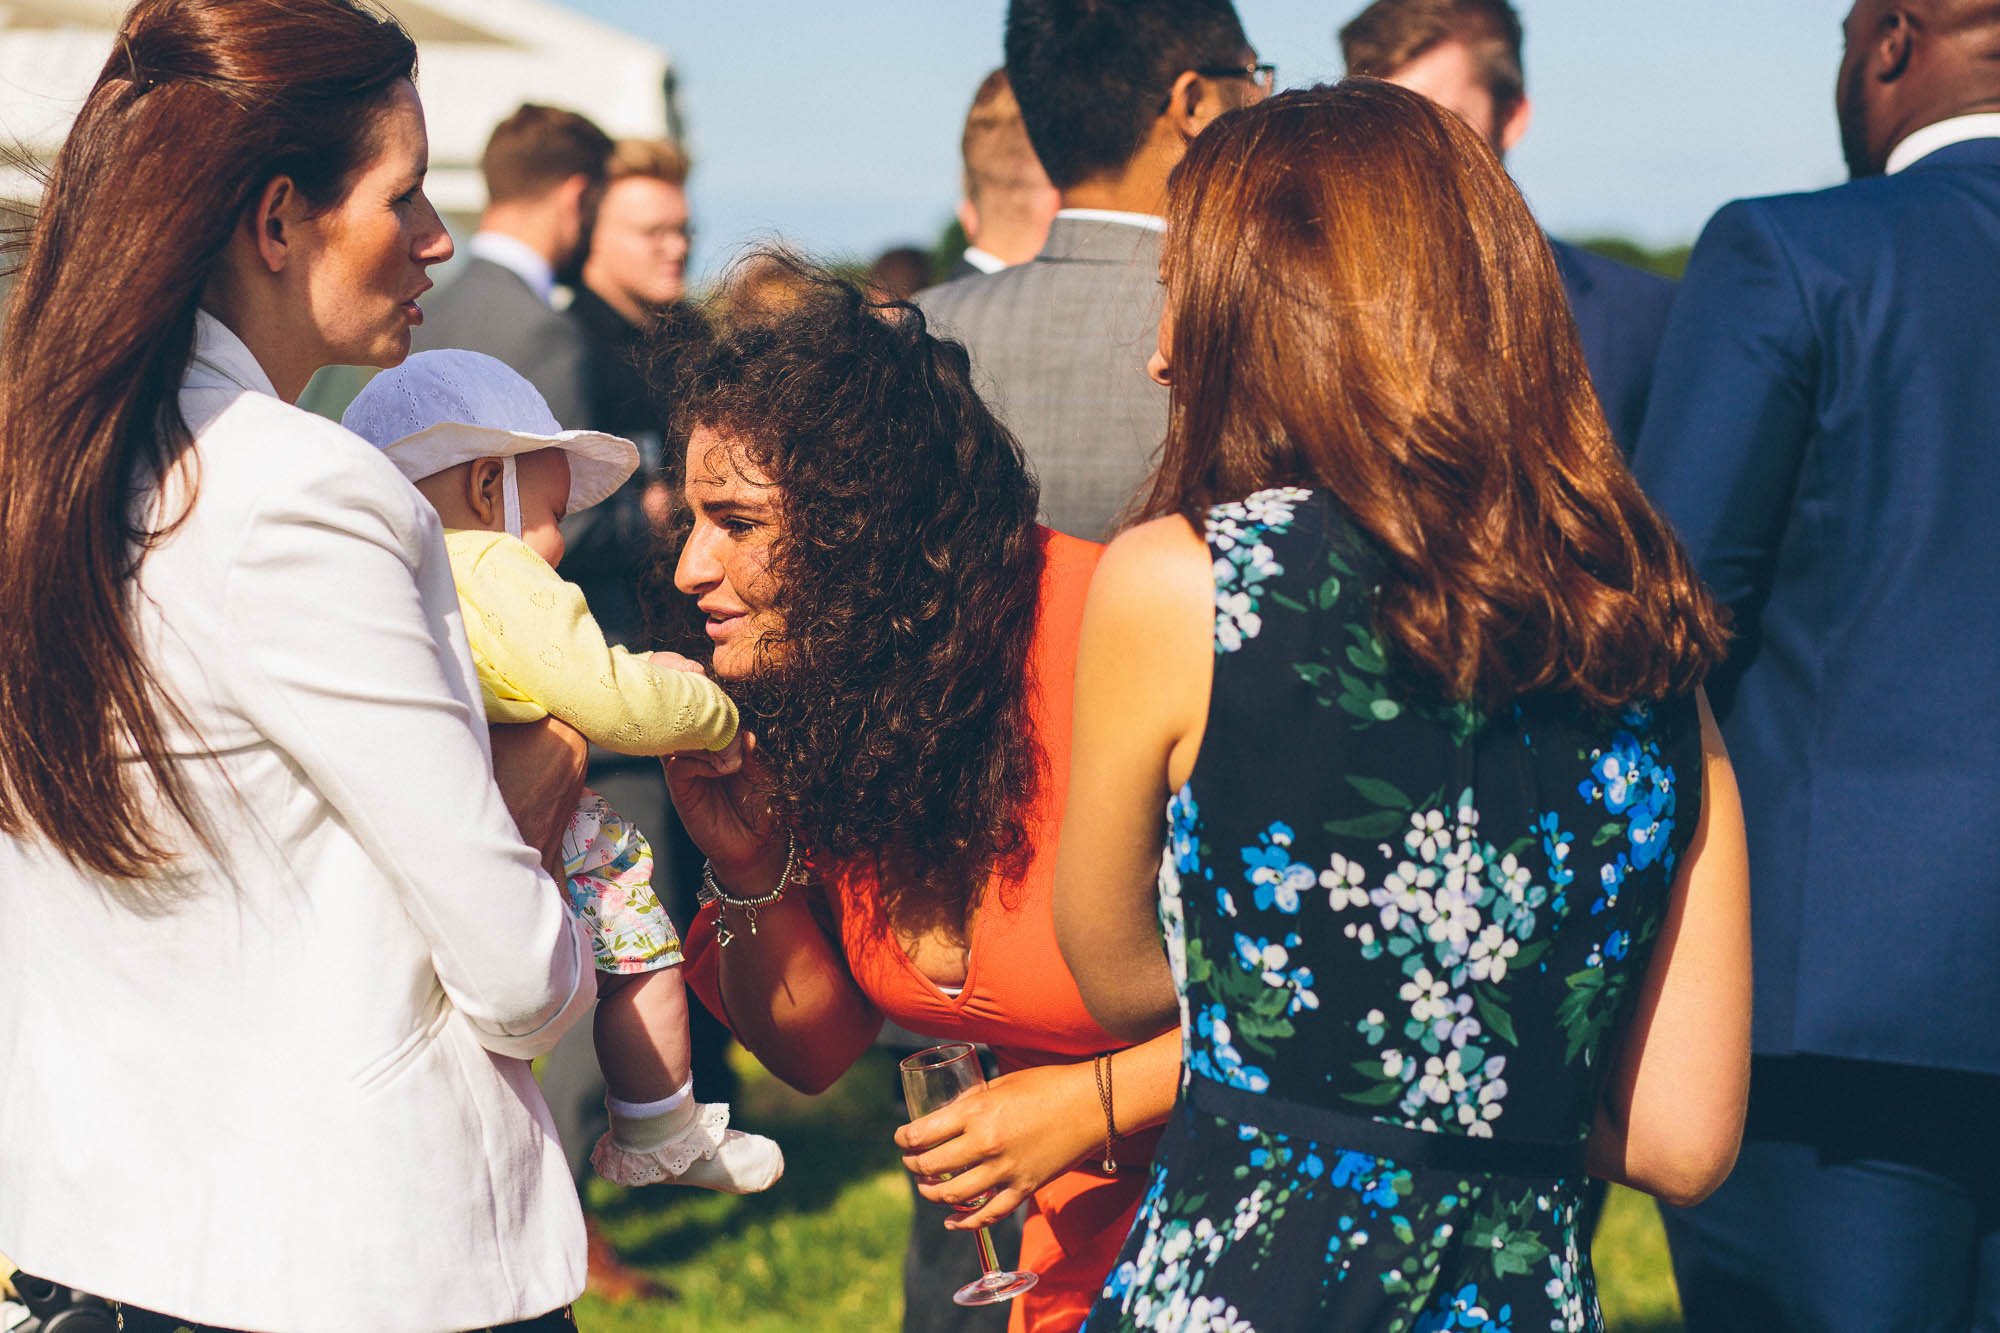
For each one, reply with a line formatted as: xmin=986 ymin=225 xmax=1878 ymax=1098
xmin=556 ymin=1 xmax=1853 ymax=284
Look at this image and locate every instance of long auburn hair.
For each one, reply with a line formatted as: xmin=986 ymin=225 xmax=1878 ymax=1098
xmin=646 ymin=259 xmax=1045 ymax=937
xmin=1141 ymin=81 xmax=1727 ymax=708
xmin=0 ymin=0 xmax=418 ymax=880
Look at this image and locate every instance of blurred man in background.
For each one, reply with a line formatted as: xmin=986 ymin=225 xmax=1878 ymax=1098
xmin=1633 ymin=2 xmax=2000 ymax=1327
xmin=413 ymin=103 xmax=612 ymax=427
xmin=866 ymin=245 xmax=936 ymax=302
xmin=917 ymin=0 xmax=1268 ymax=541
xmin=946 ymin=68 xmax=1060 ymax=280
xmin=1340 ymin=0 xmax=1675 ymax=455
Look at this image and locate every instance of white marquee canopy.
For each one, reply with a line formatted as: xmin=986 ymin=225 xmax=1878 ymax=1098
xmin=0 ymin=0 xmax=676 ymax=215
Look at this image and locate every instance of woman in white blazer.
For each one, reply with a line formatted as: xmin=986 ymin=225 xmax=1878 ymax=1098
xmin=0 ymin=2 xmax=602 ymax=1330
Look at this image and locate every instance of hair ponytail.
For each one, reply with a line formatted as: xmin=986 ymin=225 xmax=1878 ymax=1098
xmin=0 ymin=0 xmax=417 ymax=881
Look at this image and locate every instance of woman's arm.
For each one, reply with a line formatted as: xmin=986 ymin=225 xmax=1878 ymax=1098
xmin=895 ymin=1027 xmax=1182 ymax=1231
xmin=1053 ymin=514 xmax=1215 ymax=1040
xmin=489 ymin=717 xmax=589 ymax=878
xmin=222 ymin=447 xmax=594 ymax=1061
xmin=1587 ymin=689 xmax=1753 ymax=1206
xmin=667 ymin=743 xmax=882 ymax=1094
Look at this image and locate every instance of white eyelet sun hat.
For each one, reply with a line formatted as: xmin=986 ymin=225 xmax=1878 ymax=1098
xmin=342 ymin=349 xmax=641 ymax=524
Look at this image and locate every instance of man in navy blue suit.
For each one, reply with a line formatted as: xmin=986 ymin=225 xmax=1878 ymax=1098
xmin=1339 ymin=0 xmax=1675 ymax=454
xmin=1632 ymin=2 xmax=2000 ymax=1327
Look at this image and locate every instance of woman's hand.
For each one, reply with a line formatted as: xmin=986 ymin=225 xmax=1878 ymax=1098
xmin=665 ymin=732 xmax=783 ymax=885
xmin=895 ymin=1061 xmax=1102 ymax=1232
xmin=490 ymin=717 xmax=589 ymax=878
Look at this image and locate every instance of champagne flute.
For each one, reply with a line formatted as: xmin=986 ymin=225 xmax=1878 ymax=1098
xmin=899 ymin=1042 xmax=1040 ymax=1307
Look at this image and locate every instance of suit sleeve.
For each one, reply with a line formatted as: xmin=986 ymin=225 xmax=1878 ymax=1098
xmin=222 ymin=456 xmax=595 ymax=1060
xmin=462 ymin=536 xmax=739 ymax=755
xmin=1630 ymin=199 xmax=1818 ymax=709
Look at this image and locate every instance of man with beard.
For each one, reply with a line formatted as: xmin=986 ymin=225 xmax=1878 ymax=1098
xmin=1631 ymin=3 xmax=2000 ymax=1327
xmin=413 ymin=104 xmax=611 ymax=427
xmin=1339 ymin=0 xmax=1675 ymax=455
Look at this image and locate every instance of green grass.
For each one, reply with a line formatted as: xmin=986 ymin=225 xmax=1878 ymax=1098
xmin=578 ymin=1049 xmax=1684 ymax=1332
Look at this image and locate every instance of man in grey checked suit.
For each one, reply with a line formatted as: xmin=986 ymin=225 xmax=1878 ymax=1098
xmin=413 ymin=104 xmax=612 ymax=428
xmin=916 ymin=0 xmax=1269 ymax=541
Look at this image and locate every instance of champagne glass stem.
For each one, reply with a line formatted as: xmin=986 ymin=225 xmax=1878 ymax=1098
xmin=972 ymin=1223 xmax=1003 ymax=1275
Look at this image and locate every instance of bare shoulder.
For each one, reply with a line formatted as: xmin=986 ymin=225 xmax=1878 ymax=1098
xmin=1089 ymin=514 xmax=1212 ymax=627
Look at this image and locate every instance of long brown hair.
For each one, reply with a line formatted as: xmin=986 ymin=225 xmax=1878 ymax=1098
xmin=0 ymin=0 xmax=418 ymax=880
xmin=1141 ymin=81 xmax=1727 ymax=708
xmin=646 ymin=257 xmax=1044 ymax=937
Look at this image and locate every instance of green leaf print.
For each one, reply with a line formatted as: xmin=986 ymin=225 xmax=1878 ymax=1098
xmin=1467 ymin=1200 xmax=1553 ymax=1278
xmin=1474 ymin=984 xmax=1519 ymax=1046
xmin=1557 ymin=967 xmax=1627 ymax=1064
xmin=1345 ymin=623 xmax=1388 ymax=671
xmin=1346 ymin=775 xmax=1413 ymax=808
xmin=1268 ymin=589 xmax=1310 ymax=614
xmin=1325 ymin=809 xmax=1410 ymax=839
xmin=1231 ymin=1007 xmax=1297 ymax=1045
xmin=1591 ymin=820 xmax=1625 ymax=847
xmin=1294 ymin=661 xmax=1333 ymax=689
xmin=1510 ymin=939 xmax=1551 ymax=971
xmin=1311 ymin=573 xmax=1344 ymax=610
xmin=1342 ymin=1081 xmax=1405 ymax=1107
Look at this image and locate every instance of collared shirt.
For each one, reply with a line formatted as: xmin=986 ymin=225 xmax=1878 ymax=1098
xmin=1885 ymin=112 xmax=2000 ymax=175
xmin=1052 ymin=206 xmax=1167 ymax=234
xmin=962 ymin=245 xmax=1008 ymax=275
xmin=468 ymin=230 xmax=558 ymax=306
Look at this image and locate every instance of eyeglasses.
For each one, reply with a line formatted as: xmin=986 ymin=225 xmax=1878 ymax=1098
xmin=1194 ymin=61 xmax=1277 ymax=96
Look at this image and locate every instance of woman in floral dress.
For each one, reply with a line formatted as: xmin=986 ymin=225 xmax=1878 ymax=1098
xmin=1053 ymin=83 xmax=1753 ymax=1332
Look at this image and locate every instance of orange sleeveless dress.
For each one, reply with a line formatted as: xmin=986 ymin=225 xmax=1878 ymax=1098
xmin=684 ymin=529 xmax=1158 ymax=1333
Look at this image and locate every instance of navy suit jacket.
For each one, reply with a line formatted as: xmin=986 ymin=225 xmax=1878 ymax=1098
xmin=1632 ymin=137 xmax=2000 ymax=1076
xmin=1549 ymin=238 xmax=1675 ymax=456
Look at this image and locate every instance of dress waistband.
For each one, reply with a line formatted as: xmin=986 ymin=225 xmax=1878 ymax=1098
xmin=1185 ymin=1076 xmax=1590 ymax=1178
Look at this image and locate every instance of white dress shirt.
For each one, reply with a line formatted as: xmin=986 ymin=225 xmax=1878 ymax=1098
xmin=1050 ymin=206 xmax=1167 ymax=233
xmin=961 ymin=245 xmax=1008 ymax=274
xmin=468 ymin=230 xmax=559 ymax=306
xmin=1885 ymin=112 xmax=2000 ymax=174
xmin=0 ymin=313 xmax=596 ymax=1332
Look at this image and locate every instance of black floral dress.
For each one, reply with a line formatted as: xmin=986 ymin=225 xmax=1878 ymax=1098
xmin=1083 ymin=489 xmax=1704 ymax=1333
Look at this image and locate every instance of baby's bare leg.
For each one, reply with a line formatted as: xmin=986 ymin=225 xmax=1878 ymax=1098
xmin=593 ymin=968 xmax=691 ymax=1105
xmin=590 ymin=966 xmax=784 ymax=1194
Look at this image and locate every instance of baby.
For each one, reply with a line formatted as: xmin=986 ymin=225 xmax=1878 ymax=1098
xmin=344 ymin=350 xmax=781 ymax=1195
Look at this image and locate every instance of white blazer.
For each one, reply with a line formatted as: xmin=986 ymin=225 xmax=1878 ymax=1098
xmin=0 ymin=314 xmax=598 ymax=1332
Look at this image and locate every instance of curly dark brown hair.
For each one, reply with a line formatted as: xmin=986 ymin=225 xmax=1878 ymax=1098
xmin=641 ymin=256 xmax=1046 ymax=937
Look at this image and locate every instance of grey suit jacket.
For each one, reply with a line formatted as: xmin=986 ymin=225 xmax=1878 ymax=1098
xmin=411 ymin=256 xmax=591 ymax=428
xmin=915 ymin=216 xmax=1167 ymax=540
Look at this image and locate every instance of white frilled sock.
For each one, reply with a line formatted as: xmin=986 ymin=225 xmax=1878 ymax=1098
xmin=594 ymin=1079 xmax=785 ymax=1194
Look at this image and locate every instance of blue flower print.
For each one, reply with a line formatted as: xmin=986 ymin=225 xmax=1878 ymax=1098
xmin=1233 ymin=932 xmax=1320 ymax=1016
xmin=1577 ymin=734 xmax=1645 ymax=812
xmin=1414 ymin=1284 xmax=1515 ymax=1333
xmin=1243 ymin=822 xmax=1315 ymax=913
xmin=1328 ymin=1149 xmax=1402 ymax=1209
xmin=1590 ymin=855 xmax=1628 ymax=916
xmin=1578 ymin=728 xmax=1683 ymax=877
xmin=1189 ymin=1002 xmax=1271 ymax=1093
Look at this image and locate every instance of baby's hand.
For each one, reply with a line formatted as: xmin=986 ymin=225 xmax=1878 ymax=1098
xmin=706 ymin=729 xmax=747 ymax=775
xmin=650 ymin=651 xmax=708 ymax=676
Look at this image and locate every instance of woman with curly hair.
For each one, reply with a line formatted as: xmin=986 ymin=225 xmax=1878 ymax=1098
xmin=660 ymin=261 xmax=1180 ymax=1333
xmin=1052 ymin=83 xmax=1751 ymax=1331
